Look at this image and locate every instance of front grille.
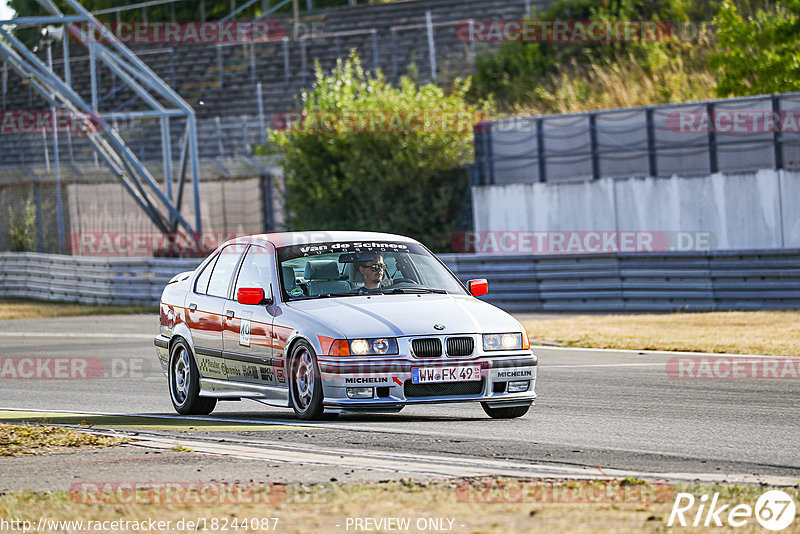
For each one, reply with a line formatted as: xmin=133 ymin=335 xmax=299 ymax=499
xmin=411 ymin=338 xmax=442 ymax=357
xmin=404 ymin=379 xmax=485 ymax=398
xmin=446 ymin=336 xmax=474 ymax=356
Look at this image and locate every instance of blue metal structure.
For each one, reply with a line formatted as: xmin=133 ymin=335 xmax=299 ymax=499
xmin=0 ymin=0 xmax=202 ymax=237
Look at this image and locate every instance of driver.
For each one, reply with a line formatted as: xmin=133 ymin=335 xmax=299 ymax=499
xmin=356 ymin=253 xmax=386 ymax=290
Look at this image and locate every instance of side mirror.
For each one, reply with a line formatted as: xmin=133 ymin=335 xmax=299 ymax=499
xmin=467 ymin=279 xmax=488 ymax=297
xmin=237 ymin=287 xmax=265 ymax=305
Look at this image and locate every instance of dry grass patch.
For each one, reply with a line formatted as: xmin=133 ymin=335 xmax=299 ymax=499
xmin=0 ymin=299 xmax=155 ymax=320
xmin=0 ymin=479 xmax=797 ymax=533
xmin=0 ymin=424 xmax=129 ymax=456
xmin=507 ymin=54 xmax=717 ymax=116
xmin=522 ymin=311 xmax=800 ymax=356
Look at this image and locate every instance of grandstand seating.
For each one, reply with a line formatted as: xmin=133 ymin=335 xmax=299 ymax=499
xmin=1 ymin=0 xmax=532 ymax=166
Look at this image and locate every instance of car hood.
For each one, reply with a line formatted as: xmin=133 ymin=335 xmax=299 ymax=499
xmin=286 ymin=293 xmax=521 ymax=338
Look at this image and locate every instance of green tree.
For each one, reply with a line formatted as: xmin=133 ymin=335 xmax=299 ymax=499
xmin=269 ymin=55 xmax=479 ymax=252
xmin=711 ymin=0 xmax=800 ymax=96
xmin=467 ymin=0 xmax=693 ymax=110
xmin=8 ymin=197 xmax=37 ymax=252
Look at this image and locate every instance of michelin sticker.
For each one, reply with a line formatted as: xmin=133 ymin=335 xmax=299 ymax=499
xmin=240 ymin=311 xmax=253 ymax=347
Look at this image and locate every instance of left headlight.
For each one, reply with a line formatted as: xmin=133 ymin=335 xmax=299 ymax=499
xmin=349 ymin=338 xmax=399 ymax=356
xmin=483 ymin=333 xmax=523 ymax=351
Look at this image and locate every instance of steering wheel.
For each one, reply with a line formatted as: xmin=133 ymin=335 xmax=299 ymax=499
xmin=391 ymin=278 xmax=418 ymax=284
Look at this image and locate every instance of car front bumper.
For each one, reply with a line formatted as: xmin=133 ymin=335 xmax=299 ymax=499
xmin=317 ymin=353 xmax=537 ymax=412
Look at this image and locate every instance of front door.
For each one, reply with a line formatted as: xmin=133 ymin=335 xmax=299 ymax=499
xmin=222 ymin=244 xmax=279 ymax=388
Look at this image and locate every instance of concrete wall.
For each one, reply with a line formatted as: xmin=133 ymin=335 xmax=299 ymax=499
xmin=472 ymin=169 xmax=800 ymax=251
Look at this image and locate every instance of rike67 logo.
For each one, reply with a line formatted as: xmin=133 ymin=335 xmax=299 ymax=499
xmin=668 ymin=490 xmax=796 ymax=530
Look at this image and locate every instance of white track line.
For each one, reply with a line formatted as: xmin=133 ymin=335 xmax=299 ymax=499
xmin=5 ymin=407 xmax=794 ymax=485
xmin=3 ymin=407 xmax=799 ymax=472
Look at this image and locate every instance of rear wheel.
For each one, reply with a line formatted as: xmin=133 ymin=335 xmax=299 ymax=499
xmin=168 ymin=339 xmax=216 ymax=415
xmin=481 ymin=402 xmax=530 ymax=419
xmin=289 ymin=340 xmax=326 ymax=420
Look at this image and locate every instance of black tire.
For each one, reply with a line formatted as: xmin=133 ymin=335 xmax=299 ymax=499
xmin=168 ymin=339 xmax=217 ymax=415
xmin=289 ymin=340 xmax=326 ymax=420
xmin=481 ymin=402 xmax=530 ymax=419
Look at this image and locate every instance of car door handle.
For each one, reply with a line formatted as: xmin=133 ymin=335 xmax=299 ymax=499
xmin=188 ymin=303 xmax=197 ymax=311
xmin=226 ymin=310 xmax=235 ymax=319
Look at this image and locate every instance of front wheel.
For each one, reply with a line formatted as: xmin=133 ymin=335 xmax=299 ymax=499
xmin=168 ymin=339 xmax=216 ymax=415
xmin=481 ymin=402 xmax=530 ymax=419
xmin=289 ymin=340 xmax=325 ymax=420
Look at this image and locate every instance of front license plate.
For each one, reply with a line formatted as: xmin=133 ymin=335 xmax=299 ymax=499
xmin=412 ymin=365 xmax=481 ymax=384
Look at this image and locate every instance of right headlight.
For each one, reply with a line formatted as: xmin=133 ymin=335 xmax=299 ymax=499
xmin=483 ymin=333 xmax=523 ymax=351
xmin=349 ymin=338 xmax=398 ymax=356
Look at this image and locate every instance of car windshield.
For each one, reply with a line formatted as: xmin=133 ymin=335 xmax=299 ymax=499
xmin=277 ymin=240 xmax=467 ymax=300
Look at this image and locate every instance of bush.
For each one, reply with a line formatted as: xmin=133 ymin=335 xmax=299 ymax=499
xmin=8 ymin=197 xmax=36 ymax=252
xmin=711 ymin=0 xmax=800 ymax=96
xmin=467 ymin=0 xmax=712 ymax=112
xmin=269 ymin=55 xmax=480 ymax=252
xmin=469 ymin=42 xmax=556 ymax=108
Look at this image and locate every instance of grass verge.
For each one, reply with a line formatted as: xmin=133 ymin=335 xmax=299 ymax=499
xmin=0 ymin=424 xmax=129 ymax=456
xmin=0 ymin=478 xmax=797 ymax=533
xmin=0 ymin=299 xmax=156 ymax=320
xmin=521 ymin=311 xmax=800 ymax=356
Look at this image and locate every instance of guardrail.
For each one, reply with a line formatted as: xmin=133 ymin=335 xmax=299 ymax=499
xmin=440 ymin=250 xmax=800 ymax=312
xmin=0 ymin=253 xmax=201 ymax=306
xmin=2 ymin=251 xmax=799 ymax=311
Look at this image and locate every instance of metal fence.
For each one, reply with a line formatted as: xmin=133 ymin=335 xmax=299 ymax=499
xmin=2 ymin=250 xmax=799 ymax=311
xmin=0 ymin=161 xmax=280 ymax=255
xmin=474 ymin=92 xmax=800 ymax=185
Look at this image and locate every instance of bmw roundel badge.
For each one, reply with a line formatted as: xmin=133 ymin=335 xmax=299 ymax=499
xmin=434 ymin=324 xmax=445 ymax=330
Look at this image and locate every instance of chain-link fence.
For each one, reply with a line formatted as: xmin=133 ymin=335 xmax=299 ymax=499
xmin=0 ymin=159 xmax=281 ymax=256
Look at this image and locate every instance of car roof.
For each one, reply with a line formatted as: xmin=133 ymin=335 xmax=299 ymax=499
xmin=223 ymin=231 xmax=421 ymax=249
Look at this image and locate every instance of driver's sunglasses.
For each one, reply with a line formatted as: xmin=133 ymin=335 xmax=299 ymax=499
xmin=367 ymin=263 xmax=386 ymax=272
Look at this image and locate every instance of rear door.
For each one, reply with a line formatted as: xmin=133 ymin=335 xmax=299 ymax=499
xmin=186 ymin=244 xmax=243 ymax=380
xmin=222 ymin=244 xmax=280 ymax=387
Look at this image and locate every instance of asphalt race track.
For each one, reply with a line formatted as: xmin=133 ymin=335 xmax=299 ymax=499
xmin=1 ymin=314 xmax=799 ymax=485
